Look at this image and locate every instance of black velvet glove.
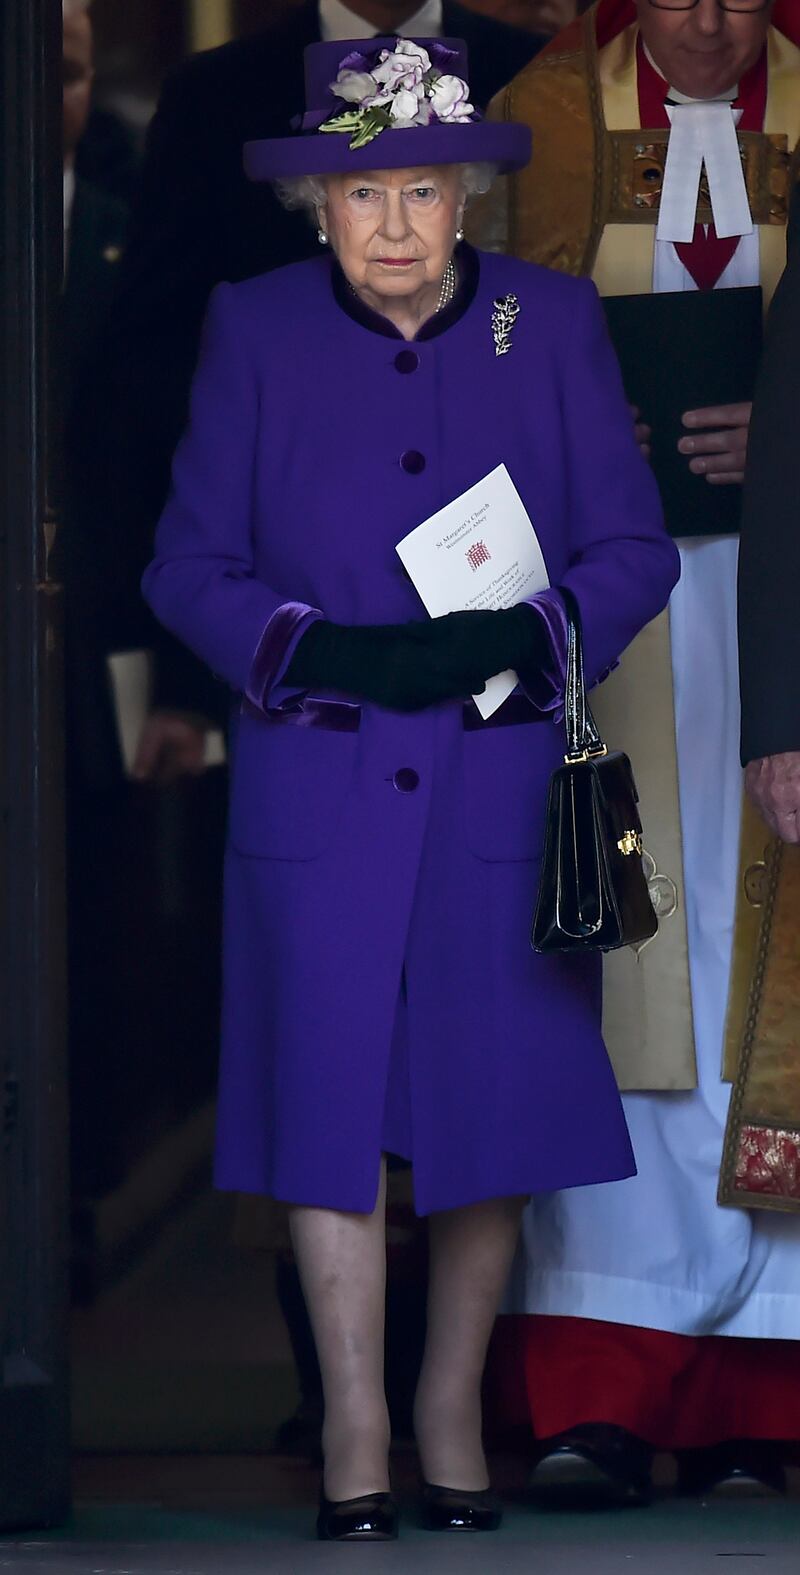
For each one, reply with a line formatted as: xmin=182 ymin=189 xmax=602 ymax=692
xmin=284 ymin=604 xmax=549 ymax=713
xmin=284 ymin=619 xmax=484 ymax=710
xmin=417 ymin=605 xmax=550 ymax=689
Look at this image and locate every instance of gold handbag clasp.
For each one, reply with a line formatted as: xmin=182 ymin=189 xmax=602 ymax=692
xmin=565 ymin=743 xmax=609 ymax=765
xmin=617 ymin=830 xmax=644 ymax=857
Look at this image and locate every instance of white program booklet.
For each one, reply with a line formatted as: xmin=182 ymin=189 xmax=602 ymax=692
xmin=396 ymin=463 xmax=550 ymax=719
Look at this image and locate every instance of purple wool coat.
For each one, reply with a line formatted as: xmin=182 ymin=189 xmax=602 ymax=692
xmin=143 ymin=247 xmax=680 ymax=1216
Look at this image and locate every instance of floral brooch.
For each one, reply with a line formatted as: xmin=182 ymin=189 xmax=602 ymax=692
xmin=492 ymin=294 xmax=520 ymax=357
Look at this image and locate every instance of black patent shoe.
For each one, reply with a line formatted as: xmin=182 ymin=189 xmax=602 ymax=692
xmin=676 ymin=1441 xmax=788 ymax=1500
xmin=316 ymin=1491 xmax=398 ymax=1541
xmin=421 ymin=1482 xmax=503 ymax=1532
xmin=530 ymin=1423 xmax=654 ymax=1509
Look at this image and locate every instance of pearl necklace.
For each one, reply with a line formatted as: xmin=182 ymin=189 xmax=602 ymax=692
xmin=437 ymin=257 xmax=457 ymax=313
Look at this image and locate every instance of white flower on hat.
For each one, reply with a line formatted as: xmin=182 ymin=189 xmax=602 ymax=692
xmin=372 ymin=40 xmax=431 ymax=92
xmin=324 ymin=39 xmax=474 ymax=150
xmin=429 ymin=74 xmax=474 ymax=123
xmin=395 ymin=38 xmax=432 ymax=67
xmin=391 ymin=87 xmax=423 ymax=122
xmin=361 ymin=84 xmax=394 ymax=109
xmin=389 ymin=88 xmax=433 ymax=128
xmin=333 ymin=69 xmax=379 ymax=103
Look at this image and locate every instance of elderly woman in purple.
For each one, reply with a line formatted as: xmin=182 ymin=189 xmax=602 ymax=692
xmin=143 ymin=35 xmax=679 ymax=1543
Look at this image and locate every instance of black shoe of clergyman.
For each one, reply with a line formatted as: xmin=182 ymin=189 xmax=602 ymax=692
xmin=421 ymin=1482 xmax=503 ymax=1531
xmin=530 ymin=1423 xmax=654 ymax=1509
xmin=316 ymin=1491 xmax=398 ymax=1541
xmin=676 ymin=1441 xmax=788 ymax=1500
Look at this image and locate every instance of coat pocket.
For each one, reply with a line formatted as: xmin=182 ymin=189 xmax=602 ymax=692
xmin=462 ymin=722 xmax=560 ymax=863
xmin=227 ymin=709 xmax=358 ymax=861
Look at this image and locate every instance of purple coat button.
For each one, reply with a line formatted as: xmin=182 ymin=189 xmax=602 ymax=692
xmin=393 ymin=767 xmax=420 ymax=794
xmin=395 ymin=350 xmax=419 ymax=374
xmin=400 ymin=450 xmax=426 ymax=474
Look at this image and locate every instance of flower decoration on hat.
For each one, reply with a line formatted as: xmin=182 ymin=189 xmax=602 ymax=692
xmin=320 ymin=39 xmax=475 ymax=152
xmin=243 ymin=36 xmax=531 ymax=181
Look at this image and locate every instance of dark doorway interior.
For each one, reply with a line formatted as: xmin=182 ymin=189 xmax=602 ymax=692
xmin=0 ymin=0 xmax=70 ymax=1534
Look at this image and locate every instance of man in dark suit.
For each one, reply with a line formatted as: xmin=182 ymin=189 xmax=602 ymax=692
xmin=75 ymin=104 xmax=140 ymax=207
xmin=84 ymin=0 xmax=545 ymax=778
xmin=62 ymin=0 xmax=133 ymax=1247
xmin=63 ymin=0 xmax=130 ymax=800
xmin=62 ymin=168 xmax=130 ymax=814
xmin=64 ymin=6 xmax=230 ymax=1293
xmin=738 ymin=187 xmax=800 ymax=845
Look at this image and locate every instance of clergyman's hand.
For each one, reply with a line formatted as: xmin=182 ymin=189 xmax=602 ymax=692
xmin=133 ymin=710 xmax=209 ymax=785
xmin=678 ymin=401 xmax=752 ymax=485
xmin=745 ymin=753 xmax=800 ymax=844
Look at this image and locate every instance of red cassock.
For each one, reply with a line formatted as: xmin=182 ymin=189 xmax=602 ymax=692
xmin=488 ymin=1316 xmax=800 ymax=1448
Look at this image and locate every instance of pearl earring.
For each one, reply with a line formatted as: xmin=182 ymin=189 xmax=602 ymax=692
xmin=455 ymin=226 xmax=465 ymax=243
xmin=317 ymin=228 xmax=328 ymax=246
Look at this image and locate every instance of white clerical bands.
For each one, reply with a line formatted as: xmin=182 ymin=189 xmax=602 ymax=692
xmin=657 ymin=102 xmax=753 ymax=243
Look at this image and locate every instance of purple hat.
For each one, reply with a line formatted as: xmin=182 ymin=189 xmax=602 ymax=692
xmin=244 ymin=36 xmax=531 ymax=181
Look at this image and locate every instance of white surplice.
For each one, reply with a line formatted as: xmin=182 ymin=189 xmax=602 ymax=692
xmin=513 ymin=230 xmax=800 ymax=1341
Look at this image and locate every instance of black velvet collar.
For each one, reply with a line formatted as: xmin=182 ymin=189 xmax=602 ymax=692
xmin=331 ymin=242 xmax=480 ymax=342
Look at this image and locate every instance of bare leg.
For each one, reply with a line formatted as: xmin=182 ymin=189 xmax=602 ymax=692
xmin=414 ymin=1194 xmax=526 ymax=1490
xmin=288 ymin=1159 xmax=390 ymax=1501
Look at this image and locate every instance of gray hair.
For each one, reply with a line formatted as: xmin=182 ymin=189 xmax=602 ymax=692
xmin=274 ymin=163 xmax=499 ymax=224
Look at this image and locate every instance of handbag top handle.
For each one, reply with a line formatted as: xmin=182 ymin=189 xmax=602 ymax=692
xmin=561 ymin=587 xmax=608 ymax=764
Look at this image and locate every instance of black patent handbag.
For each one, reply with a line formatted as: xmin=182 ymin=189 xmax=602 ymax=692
xmin=531 ymin=591 xmax=658 ymax=955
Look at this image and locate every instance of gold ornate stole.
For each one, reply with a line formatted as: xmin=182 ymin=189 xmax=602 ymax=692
xmin=719 ymin=843 xmax=800 ymax=1211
